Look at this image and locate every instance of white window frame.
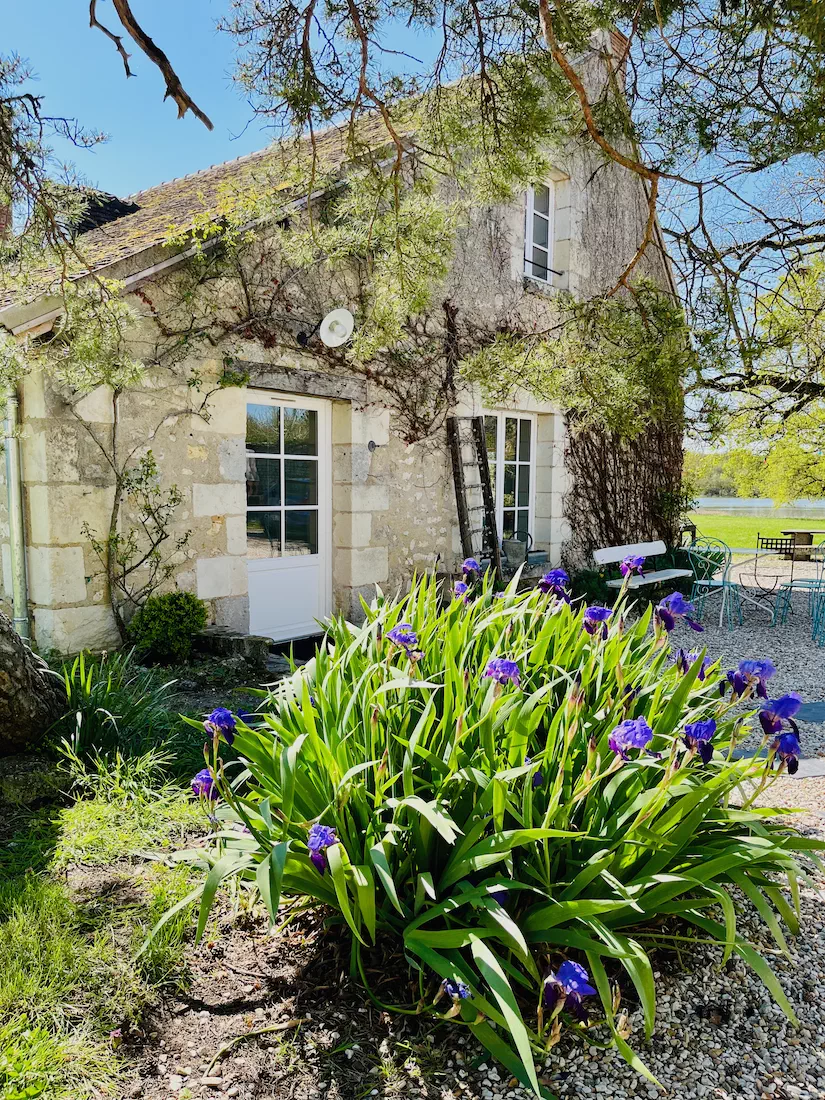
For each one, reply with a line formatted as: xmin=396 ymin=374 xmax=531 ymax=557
xmin=484 ymin=411 xmax=538 ymax=545
xmin=524 ymin=182 xmax=555 ymax=283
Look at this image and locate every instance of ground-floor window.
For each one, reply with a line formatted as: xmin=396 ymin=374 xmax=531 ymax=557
xmin=483 ymin=412 xmax=537 ymax=542
xmin=246 ymin=400 xmax=320 ymax=558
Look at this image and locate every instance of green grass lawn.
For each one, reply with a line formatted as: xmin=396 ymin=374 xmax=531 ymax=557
xmin=689 ymin=511 xmax=825 ymax=548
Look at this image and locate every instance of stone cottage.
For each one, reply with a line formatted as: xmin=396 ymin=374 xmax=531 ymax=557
xmin=0 ymin=34 xmax=676 ymax=653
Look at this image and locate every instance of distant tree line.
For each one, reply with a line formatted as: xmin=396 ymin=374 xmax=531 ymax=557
xmin=684 ymin=445 xmax=825 ymax=503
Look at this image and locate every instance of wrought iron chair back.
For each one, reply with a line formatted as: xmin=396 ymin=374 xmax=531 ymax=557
xmin=752 ymin=534 xmax=795 ymax=596
xmin=687 ymin=536 xmax=731 ymax=583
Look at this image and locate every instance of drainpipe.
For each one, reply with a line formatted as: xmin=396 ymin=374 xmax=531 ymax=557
xmin=4 ymin=386 xmax=29 ymax=640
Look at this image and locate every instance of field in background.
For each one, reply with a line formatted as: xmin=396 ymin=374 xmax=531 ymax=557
xmin=688 ymin=512 xmax=825 ymax=548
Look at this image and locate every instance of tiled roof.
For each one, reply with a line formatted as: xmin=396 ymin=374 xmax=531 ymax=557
xmin=0 ymin=114 xmax=393 ymax=312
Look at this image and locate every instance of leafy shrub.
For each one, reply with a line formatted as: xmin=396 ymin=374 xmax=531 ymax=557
xmin=128 ymin=591 xmax=208 ymax=664
xmin=568 ymin=567 xmax=612 ymax=604
xmin=55 ymin=648 xmax=179 ymax=759
xmin=174 ymin=574 xmax=815 ymax=1093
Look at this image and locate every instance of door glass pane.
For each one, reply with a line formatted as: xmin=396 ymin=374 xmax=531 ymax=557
xmin=533 ymin=184 xmax=550 ymax=216
xmin=517 ymin=465 xmax=530 ymax=507
xmin=518 ymin=419 xmax=532 ymax=461
xmin=284 ymin=510 xmax=318 ymax=556
xmin=503 ymin=464 xmax=516 ymax=507
xmin=246 ymin=457 xmax=281 ymax=507
xmin=502 ymin=510 xmax=515 ymax=539
xmin=246 ymin=404 xmax=280 ymax=453
xmin=516 ymin=510 xmax=530 ymax=538
xmin=504 ymin=418 xmax=517 ymax=460
xmin=284 ymin=409 xmax=318 ymax=455
xmin=485 ymin=415 xmax=497 ymax=458
xmin=284 ymin=459 xmax=318 ymax=506
xmin=247 ymin=511 xmax=281 ymax=557
xmin=532 ymin=213 xmax=548 ymax=248
xmin=532 ymin=246 xmax=548 ymax=280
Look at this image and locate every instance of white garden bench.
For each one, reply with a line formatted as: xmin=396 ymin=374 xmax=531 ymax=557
xmin=593 ymin=540 xmax=693 ymax=590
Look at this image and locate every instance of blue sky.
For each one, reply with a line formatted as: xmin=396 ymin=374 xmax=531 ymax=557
xmin=7 ymin=0 xmax=273 ymax=197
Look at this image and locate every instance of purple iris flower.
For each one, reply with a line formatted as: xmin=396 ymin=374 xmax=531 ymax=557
xmin=538 ymin=569 xmax=570 ymax=601
xmin=683 ymin=719 xmax=716 ymax=764
xmin=583 ymin=605 xmax=611 ymax=638
xmin=455 ymin=581 xmax=469 ymax=600
xmin=655 ymin=591 xmax=704 ymax=633
xmin=387 ymin=622 xmax=419 ymax=653
xmin=524 ymin=756 xmax=544 ymax=788
xmin=204 ymin=707 xmax=237 ymax=744
xmin=489 ymin=885 xmax=510 ymax=906
xmin=609 ymin=717 xmax=654 ymax=761
xmin=759 ymin=692 xmax=802 ymax=737
xmin=442 ymin=978 xmax=472 ymax=1000
xmin=728 ymin=658 xmax=778 ymax=700
xmin=772 ymin=731 xmax=802 ymax=775
xmin=674 ymin=649 xmax=712 ymax=681
xmin=307 ymin=822 xmax=338 ymax=875
xmin=191 ymin=768 xmax=217 ymax=798
xmin=462 ymin=558 xmax=481 ymax=579
xmin=620 ymin=555 xmax=645 ymax=578
xmin=543 ymin=961 xmax=597 ymax=1022
xmin=483 ymin=657 xmax=521 ymax=687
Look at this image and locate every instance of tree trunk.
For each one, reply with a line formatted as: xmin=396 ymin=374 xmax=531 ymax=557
xmin=0 ymin=610 xmax=65 ymax=755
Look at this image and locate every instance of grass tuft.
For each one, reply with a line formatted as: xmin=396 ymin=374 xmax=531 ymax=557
xmin=54 ymin=791 xmax=204 ymax=867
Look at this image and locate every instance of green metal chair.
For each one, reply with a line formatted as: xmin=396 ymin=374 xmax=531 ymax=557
xmin=687 ymin=536 xmax=743 ymax=629
xmin=776 ymin=539 xmax=825 ymax=628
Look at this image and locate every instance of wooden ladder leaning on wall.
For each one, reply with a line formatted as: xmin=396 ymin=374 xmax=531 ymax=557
xmin=446 ymin=415 xmax=503 ymax=583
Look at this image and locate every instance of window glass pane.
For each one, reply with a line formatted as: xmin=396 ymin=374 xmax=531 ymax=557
xmin=246 ymin=457 xmax=280 ymax=507
xmin=533 ymin=184 xmax=550 ymax=216
xmin=517 ymin=465 xmax=530 ymax=507
xmin=516 ymin=510 xmax=530 ymax=537
xmin=502 ymin=510 xmax=515 ymax=540
xmin=284 ymin=510 xmax=318 ymax=556
xmin=504 ymin=418 xmax=517 ymax=460
xmin=284 ymin=408 xmax=318 ymax=455
xmin=503 ymin=464 xmax=516 ymax=508
xmin=246 ymin=404 xmax=280 ymax=453
xmin=532 ymin=246 xmax=549 ymax=280
xmin=532 ymin=213 xmax=548 ymax=248
xmin=247 ymin=511 xmax=281 ymax=557
xmin=284 ymin=459 xmax=318 ymax=506
xmin=485 ymin=415 xmax=497 ymax=457
xmin=519 ymin=419 xmax=532 ymax=461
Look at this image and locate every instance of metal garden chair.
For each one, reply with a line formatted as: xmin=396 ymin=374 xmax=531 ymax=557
xmin=687 ymin=536 xmax=743 ymax=629
xmin=780 ymin=539 xmax=825 ymax=632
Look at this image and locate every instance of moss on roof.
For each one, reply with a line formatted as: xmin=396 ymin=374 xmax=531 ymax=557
xmin=0 ymin=114 xmax=394 ymax=311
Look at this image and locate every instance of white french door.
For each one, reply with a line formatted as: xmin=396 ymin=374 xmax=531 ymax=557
xmin=245 ymin=392 xmax=331 ymax=641
xmin=483 ymin=412 xmax=537 ymax=543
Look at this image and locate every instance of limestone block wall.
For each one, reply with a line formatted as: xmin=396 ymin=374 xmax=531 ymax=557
xmin=3 ymin=363 xmax=252 ymax=653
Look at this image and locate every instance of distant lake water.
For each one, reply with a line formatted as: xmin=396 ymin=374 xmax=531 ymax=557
xmin=695 ymin=497 xmax=825 ymax=517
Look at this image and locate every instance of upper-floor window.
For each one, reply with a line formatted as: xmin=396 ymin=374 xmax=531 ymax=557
xmin=524 ymin=183 xmax=554 ymax=282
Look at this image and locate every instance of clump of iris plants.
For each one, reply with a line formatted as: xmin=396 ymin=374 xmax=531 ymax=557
xmin=159 ymin=569 xmax=817 ymax=1096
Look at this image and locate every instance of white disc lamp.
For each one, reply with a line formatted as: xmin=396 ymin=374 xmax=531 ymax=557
xmin=319 ymin=308 xmax=355 ymax=348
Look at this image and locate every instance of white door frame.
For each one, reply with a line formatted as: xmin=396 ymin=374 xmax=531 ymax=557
xmin=483 ymin=409 xmax=538 ymax=544
xmin=245 ymin=389 xmax=332 ymax=639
